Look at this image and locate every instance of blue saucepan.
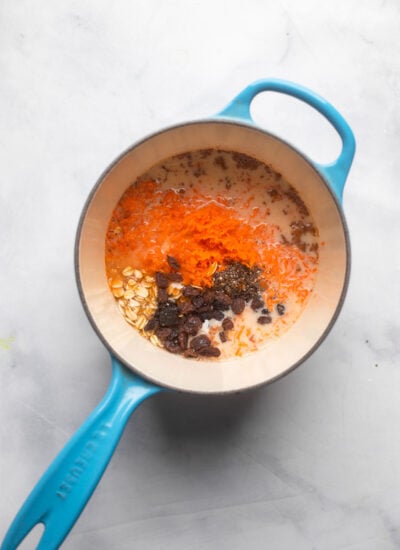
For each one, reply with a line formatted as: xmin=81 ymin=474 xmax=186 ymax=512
xmin=2 ymin=79 xmax=355 ymax=549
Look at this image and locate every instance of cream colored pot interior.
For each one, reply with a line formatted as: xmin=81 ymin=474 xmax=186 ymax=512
xmin=77 ymin=121 xmax=349 ymax=393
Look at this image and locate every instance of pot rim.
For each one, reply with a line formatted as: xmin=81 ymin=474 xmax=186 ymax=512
xmin=74 ymin=117 xmax=351 ymax=394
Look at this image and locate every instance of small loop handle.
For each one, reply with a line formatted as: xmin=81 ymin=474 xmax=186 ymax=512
xmin=216 ymin=78 xmax=356 ymax=201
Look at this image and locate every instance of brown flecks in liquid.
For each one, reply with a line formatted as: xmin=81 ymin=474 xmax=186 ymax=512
xmin=232 ymin=152 xmax=261 ymax=170
xmin=106 ymin=148 xmax=320 ymax=359
xmin=214 ymin=155 xmax=228 ymax=170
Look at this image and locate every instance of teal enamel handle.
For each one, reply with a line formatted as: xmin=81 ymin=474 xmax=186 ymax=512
xmin=1 ymin=358 xmax=162 ymax=550
xmin=217 ymin=78 xmax=356 ymax=202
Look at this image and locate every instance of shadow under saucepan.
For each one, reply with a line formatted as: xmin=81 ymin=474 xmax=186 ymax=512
xmin=149 ymin=384 xmax=266 ymax=444
xmin=79 ymin=364 xmax=320 ymax=543
xmin=136 ymin=359 xmax=315 ymax=462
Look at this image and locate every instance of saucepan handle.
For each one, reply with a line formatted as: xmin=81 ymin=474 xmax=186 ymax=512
xmin=1 ymin=358 xmax=161 ymax=550
xmin=216 ymin=78 xmax=356 ymax=202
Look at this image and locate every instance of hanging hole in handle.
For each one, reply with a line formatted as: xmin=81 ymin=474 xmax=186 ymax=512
xmin=250 ymin=92 xmax=342 ymax=166
xmin=14 ymin=522 xmax=45 ymax=550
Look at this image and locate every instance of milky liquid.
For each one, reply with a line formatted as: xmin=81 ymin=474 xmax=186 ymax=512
xmin=106 ymin=149 xmax=320 ymax=359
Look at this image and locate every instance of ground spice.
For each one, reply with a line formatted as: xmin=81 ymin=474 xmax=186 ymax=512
xmin=140 ymin=260 xmax=269 ymax=358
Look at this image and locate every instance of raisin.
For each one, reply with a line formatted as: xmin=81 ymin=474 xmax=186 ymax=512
xmin=183 ymin=285 xmax=202 ymax=297
xmin=276 ymin=303 xmax=286 ymax=316
xmin=261 ymin=308 xmax=270 ymax=315
xmin=200 ymin=311 xmax=213 ymax=321
xmin=155 ymin=327 xmax=172 ymax=340
xmin=167 ymin=255 xmax=180 ymax=270
xmin=190 ymin=334 xmax=211 ymax=351
xmin=214 ymin=291 xmax=232 ymax=309
xmin=178 ymin=300 xmax=195 ymax=314
xmin=158 ymin=301 xmax=180 ymax=327
xmin=257 ymin=315 xmax=272 ymax=324
xmin=157 ymin=288 xmax=169 ymax=303
xmin=219 ymin=331 xmax=228 ymax=343
xmin=222 ymin=318 xmax=234 ymax=331
xmin=250 ymin=296 xmax=265 ymax=311
xmin=178 ymin=331 xmax=188 ymax=350
xmin=212 ymin=310 xmax=224 ymax=321
xmin=164 ymin=340 xmax=181 ymax=354
xmin=144 ymin=318 xmax=157 ymax=331
xmin=197 ymin=346 xmax=221 ymax=357
xmin=183 ymin=315 xmax=202 ymax=335
xmin=203 ymin=289 xmax=216 ymax=303
xmin=192 ymin=295 xmax=205 ymax=308
xmin=155 ymin=272 xmax=169 ymax=288
xmin=213 ymin=301 xmax=231 ymax=312
xmin=168 ymin=272 xmax=183 ymax=283
xmin=231 ymin=297 xmax=246 ymax=314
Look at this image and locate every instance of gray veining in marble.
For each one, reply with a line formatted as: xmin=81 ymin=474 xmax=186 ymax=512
xmin=1 ymin=1 xmax=400 ymax=548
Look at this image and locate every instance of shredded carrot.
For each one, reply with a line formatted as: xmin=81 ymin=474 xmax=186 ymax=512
xmin=105 ymin=180 xmax=317 ymax=304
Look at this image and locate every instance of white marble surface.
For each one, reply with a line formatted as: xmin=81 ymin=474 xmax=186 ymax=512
xmin=1 ymin=1 xmax=400 ymax=548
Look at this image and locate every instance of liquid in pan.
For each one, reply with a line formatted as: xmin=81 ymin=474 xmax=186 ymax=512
xmin=105 ymin=149 xmax=320 ymax=360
